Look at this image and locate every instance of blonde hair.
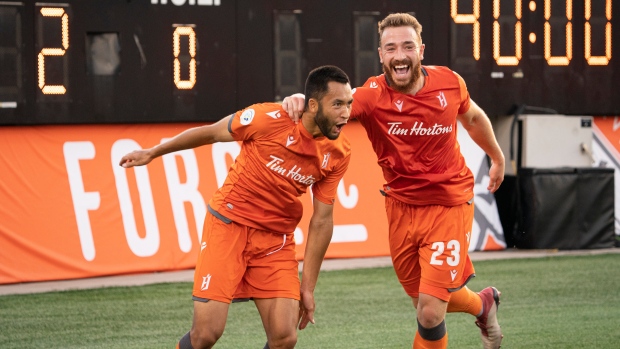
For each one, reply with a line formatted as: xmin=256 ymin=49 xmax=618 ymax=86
xmin=378 ymin=13 xmax=423 ymax=43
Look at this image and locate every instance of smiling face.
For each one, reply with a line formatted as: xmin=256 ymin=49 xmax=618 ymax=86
xmin=307 ymin=81 xmax=353 ymax=140
xmin=379 ymin=25 xmax=425 ymax=94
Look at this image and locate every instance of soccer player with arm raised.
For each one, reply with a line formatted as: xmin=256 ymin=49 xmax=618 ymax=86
xmin=120 ymin=65 xmax=353 ymax=349
xmin=283 ymin=14 xmax=505 ymax=349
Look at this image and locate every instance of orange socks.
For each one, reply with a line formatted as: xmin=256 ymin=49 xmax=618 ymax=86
xmin=446 ymin=286 xmax=482 ymax=316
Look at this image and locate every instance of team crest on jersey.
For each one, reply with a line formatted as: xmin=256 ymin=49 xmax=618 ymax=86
xmin=321 ymin=152 xmax=331 ymax=168
xmin=437 ymin=92 xmax=448 ymax=109
xmin=240 ymin=109 xmax=255 ymax=125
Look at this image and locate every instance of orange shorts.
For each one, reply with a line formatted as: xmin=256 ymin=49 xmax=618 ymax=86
xmin=385 ymin=196 xmax=476 ymax=302
xmin=192 ymin=212 xmax=300 ymax=303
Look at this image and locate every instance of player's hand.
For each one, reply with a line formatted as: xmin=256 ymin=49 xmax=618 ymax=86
xmin=298 ymin=289 xmax=316 ymax=330
xmin=119 ymin=149 xmax=153 ymax=168
xmin=282 ymin=93 xmax=306 ymax=124
xmin=487 ymin=160 xmax=505 ymax=193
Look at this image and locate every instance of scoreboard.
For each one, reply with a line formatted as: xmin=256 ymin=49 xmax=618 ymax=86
xmin=0 ymin=0 xmax=618 ymax=125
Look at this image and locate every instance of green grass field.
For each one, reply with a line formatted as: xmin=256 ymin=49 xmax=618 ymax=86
xmin=1 ymin=253 xmax=619 ymax=348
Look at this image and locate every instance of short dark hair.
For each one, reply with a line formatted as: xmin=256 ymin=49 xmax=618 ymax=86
xmin=304 ymin=65 xmax=350 ymax=111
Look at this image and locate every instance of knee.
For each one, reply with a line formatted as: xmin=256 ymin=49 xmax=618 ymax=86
xmin=417 ymin=304 xmax=445 ymax=328
xmin=190 ymin=326 xmax=224 ymax=349
xmin=268 ymin=332 xmax=297 ymax=349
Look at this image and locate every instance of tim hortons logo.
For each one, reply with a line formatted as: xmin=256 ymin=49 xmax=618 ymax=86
xmin=266 ymin=155 xmax=316 ymax=185
xmin=387 ymin=121 xmax=453 ymax=136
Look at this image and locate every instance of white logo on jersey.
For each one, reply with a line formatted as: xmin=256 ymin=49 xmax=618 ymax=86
xmin=266 ymin=155 xmax=316 ymax=185
xmin=387 ymin=121 xmax=453 ymax=136
xmin=286 ymin=135 xmax=296 ymax=147
xmin=267 ymin=110 xmax=281 ymax=119
xmin=437 ymin=92 xmax=448 ymax=109
xmin=351 ymin=88 xmax=357 ymax=94
xmin=201 ymin=274 xmax=212 ymax=291
xmin=369 ymin=81 xmax=378 ymax=88
xmin=201 ymin=241 xmax=207 ymax=252
xmin=394 ymin=100 xmax=404 ymax=112
xmin=321 ymin=152 xmax=331 ymax=169
xmin=240 ymin=109 xmax=255 ymax=125
xmin=450 ymin=270 xmax=458 ymax=281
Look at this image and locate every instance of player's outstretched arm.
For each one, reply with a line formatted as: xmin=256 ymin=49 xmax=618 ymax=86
xmin=281 ymin=93 xmax=306 ymax=124
xmin=119 ymin=115 xmax=234 ymax=168
xmin=457 ymin=100 xmax=505 ymax=192
xmin=298 ymin=198 xmax=334 ymax=330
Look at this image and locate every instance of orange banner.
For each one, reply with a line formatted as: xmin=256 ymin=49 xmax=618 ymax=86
xmin=0 ymin=122 xmax=390 ymax=284
xmin=0 ymin=122 xmax=504 ymax=285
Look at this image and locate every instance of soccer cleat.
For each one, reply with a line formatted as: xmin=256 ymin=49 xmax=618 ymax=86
xmin=475 ymin=286 xmax=503 ymax=349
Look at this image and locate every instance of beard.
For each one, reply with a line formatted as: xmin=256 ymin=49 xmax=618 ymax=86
xmin=383 ymin=59 xmax=422 ymax=94
xmin=315 ymin=104 xmax=339 ymax=140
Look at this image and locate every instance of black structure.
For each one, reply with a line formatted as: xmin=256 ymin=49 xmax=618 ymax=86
xmin=509 ymin=167 xmax=615 ymax=250
xmin=1 ymin=0 xmax=619 ymax=125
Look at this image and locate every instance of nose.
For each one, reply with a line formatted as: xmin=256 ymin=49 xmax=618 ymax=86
xmin=394 ymin=46 xmax=407 ymax=60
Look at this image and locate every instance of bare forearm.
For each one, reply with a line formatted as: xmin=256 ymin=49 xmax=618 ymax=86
xmin=465 ymin=118 xmax=505 ymax=165
xmin=300 ymin=218 xmax=333 ymax=293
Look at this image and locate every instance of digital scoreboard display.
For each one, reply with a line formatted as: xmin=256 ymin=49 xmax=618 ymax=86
xmin=0 ymin=0 xmax=617 ymax=125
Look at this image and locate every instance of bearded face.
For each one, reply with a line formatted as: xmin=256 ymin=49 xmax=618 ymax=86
xmin=382 ymin=58 xmax=421 ymax=94
xmin=314 ymin=103 xmax=341 ymax=140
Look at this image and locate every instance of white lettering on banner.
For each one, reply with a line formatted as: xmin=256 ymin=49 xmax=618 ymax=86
xmin=161 ymin=139 xmax=207 ymax=252
xmin=112 ymin=140 xmax=160 ymax=257
xmin=211 ymin=142 xmax=241 ymax=187
xmin=337 ymin=179 xmax=358 ymax=209
xmin=331 ymin=224 xmax=368 ymax=243
xmin=63 ymin=142 xmax=101 ymax=262
xmin=151 ymin=0 xmax=221 ymax=6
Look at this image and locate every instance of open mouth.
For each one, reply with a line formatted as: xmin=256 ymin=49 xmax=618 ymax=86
xmin=335 ymin=123 xmax=347 ymax=132
xmin=393 ymin=64 xmax=410 ymax=76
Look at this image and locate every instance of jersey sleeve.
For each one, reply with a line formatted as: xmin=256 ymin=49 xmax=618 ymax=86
xmin=453 ymin=71 xmax=472 ymax=115
xmin=311 ymin=151 xmax=351 ymax=205
xmin=229 ymin=103 xmax=287 ymax=141
xmin=351 ymin=77 xmax=382 ymax=121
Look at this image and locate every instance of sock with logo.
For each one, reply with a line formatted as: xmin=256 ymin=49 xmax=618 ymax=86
xmin=446 ymin=286 xmax=482 ymax=316
xmin=413 ymin=320 xmax=448 ymax=349
xmin=177 ymin=332 xmax=194 ymax=349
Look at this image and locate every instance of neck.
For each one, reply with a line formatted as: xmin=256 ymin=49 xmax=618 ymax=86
xmin=300 ymin=113 xmax=322 ymax=138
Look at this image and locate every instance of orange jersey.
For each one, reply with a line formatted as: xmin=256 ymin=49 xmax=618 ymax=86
xmin=208 ymin=103 xmax=351 ymax=233
xmin=351 ymin=66 xmax=474 ymax=206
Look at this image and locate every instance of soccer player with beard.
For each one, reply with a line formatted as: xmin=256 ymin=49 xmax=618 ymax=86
xmin=119 ymin=65 xmax=353 ymax=349
xmin=283 ymin=13 xmax=505 ymax=349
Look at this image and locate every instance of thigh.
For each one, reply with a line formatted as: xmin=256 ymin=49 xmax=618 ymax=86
xmin=254 ymin=298 xmax=300 ymax=340
xmin=192 ymin=213 xmax=248 ymax=303
xmin=419 ymin=202 xmax=475 ymax=291
xmin=234 ymin=231 xmax=300 ymax=300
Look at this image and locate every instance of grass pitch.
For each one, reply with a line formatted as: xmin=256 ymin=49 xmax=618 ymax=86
xmin=1 ymin=253 xmax=619 ymax=348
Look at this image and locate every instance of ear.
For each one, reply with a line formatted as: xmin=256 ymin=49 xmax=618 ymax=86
xmin=308 ymin=98 xmax=319 ymax=113
xmin=378 ymin=47 xmax=383 ymax=64
xmin=419 ymin=43 xmax=425 ymax=61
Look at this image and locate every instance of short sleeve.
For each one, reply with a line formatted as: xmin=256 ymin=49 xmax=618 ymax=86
xmin=311 ymin=152 xmax=351 ymax=205
xmin=453 ymin=71 xmax=471 ymax=115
